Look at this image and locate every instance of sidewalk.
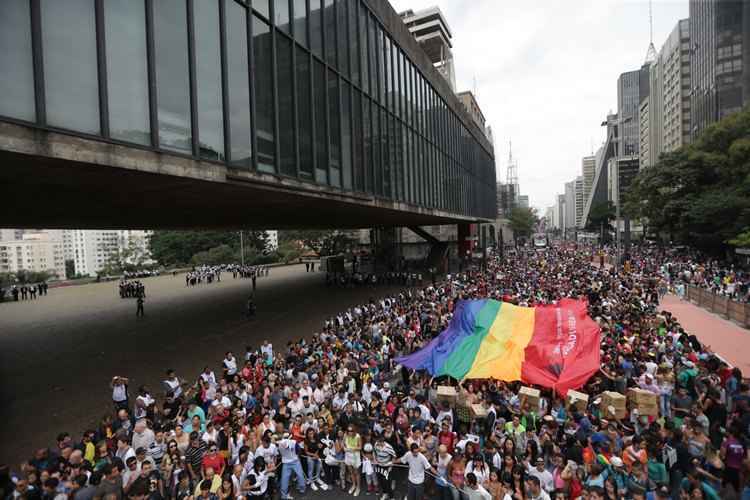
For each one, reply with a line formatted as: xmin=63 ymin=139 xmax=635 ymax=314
xmin=660 ymin=294 xmax=750 ymax=373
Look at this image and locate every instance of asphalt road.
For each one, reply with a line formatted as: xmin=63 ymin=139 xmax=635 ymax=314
xmin=0 ymin=264 xmax=403 ymax=466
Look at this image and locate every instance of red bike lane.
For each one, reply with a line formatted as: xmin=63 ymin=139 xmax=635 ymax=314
xmin=660 ymin=294 xmax=750 ymax=373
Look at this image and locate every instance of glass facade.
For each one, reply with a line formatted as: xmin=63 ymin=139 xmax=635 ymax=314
xmin=41 ymin=0 xmax=100 ymax=134
xmin=0 ymin=0 xmax=495 ymax=219
xmin=0 ymin=0 xmax=35 ymax=122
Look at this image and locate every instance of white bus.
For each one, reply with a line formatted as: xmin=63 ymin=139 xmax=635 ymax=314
xmin=532 ymin=233 xmax=548 ymax=249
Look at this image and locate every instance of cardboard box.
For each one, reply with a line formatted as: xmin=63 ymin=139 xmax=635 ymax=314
xmin=471 ymin=403 xmax=488 ymax=418
xmin=627 ymin=388 xmax=659 ymax=417
xmin=600 ymin=391 xmax=627 ymax=419
xmin=519 ymin=386 xmax=540 ymax=410
xmin=436 ymin=386 xmax=457 ymax=404
xmin=567 ymin=390 xmax=589 ymax=412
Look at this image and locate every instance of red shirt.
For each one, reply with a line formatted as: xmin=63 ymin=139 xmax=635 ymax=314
xmin=202 ymin=453 xmax=225 ymax=474
xmin=438 ymin=431 xmax=456 ymax=451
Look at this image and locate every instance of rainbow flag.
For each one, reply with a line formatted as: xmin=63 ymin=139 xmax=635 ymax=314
xmin=397 ymin=298 xmax=601 ymax=395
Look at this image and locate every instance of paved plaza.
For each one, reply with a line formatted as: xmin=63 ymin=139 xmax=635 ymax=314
xmin=0 ymin=265 xmax=402 ymax=465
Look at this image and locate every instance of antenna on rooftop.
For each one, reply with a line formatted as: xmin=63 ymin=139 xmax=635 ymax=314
xmin=644 ymin=0 xmax=657 ymax=64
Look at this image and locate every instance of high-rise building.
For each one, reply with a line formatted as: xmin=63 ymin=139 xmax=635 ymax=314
xmin=648 ymin=19 xmax=692 ymax=167
xmin=574 ymin=176 xmax=585 ymax=228
xmin=63 ymin=229 xmax=152 ymax=277
xmin=639 ymin=97 xmax=651 ymax=168
xmin=496 ymin=182 xmax=516 ymax=218
xmin=517 ymin=195 xmax=529 ymax=209
xmin=456 ymin=91 xmax=487 ymax=137
xmin=581 ymin=155 xmax=596 ymax=204
xmin=564 ymin=181 xmax=576 ymax=236
xmin=689 ymin=0 xmax=749 ymax=137
xmin=400 ymin=6 xmax=456 ymax=91
xmin=0 ymin=230 xmax=65 ymax=278
xmin=617 ymin=70 xmax=645 ymax=157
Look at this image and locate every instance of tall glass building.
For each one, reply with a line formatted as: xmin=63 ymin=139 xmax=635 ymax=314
xmin=0 ymin=0 xmax=497 ymax=221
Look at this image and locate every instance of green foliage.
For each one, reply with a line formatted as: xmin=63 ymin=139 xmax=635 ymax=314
xmin=149 ymin=230 xmax=270 ymax=266
xmin=11 ymin=269 xmax=52 ymax=284
xmin=507 ymin=207 xmax=538 ymax=241
xmin=728 ymin=229 xmax=750 ymax=248
xmin=276 ymin=241 xmax=303 ymax=264
xmin=278 ymin=230 xmax=353 ymax=257
xmin=585 ymin=201 xmax=616 ymax=241
xmin=65 ymin=259 xmax=75 ymax=279
xmin=101 ymin=238 xmax=152 ymax=276
xmin=149 ymin=231 xmax=241 ymax=266
xmin=623 ymin=106 xmax=750 ymax=253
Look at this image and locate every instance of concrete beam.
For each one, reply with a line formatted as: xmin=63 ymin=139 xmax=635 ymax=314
xmin=0 ymin=121 xmax=486 ymax=230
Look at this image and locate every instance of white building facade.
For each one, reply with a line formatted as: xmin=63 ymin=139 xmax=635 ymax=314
xmin=0 ymin=230 xmax=66 ymax=279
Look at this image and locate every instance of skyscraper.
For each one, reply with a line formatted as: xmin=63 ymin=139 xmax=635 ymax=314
xmin=617 ymin=69 xmax=649 ymax=157
xmin=582 ymin=155 xmax=595 ymax=203
xmin=689 ymin=0 xmax=749 ymax=137
xmin=648 ymin=19 xmax=692 ymax=167
xmin=399 ymin=6 xmax=456 ymax=91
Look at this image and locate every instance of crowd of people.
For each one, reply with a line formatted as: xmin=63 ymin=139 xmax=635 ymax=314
xmin=5 ymin=282 xmax=49 ymax=302
xmin=3 ymin=245 xmax=750 ymax=500
xmin=119 ymin=281 xmax=146 ymax=300
xmin=185 ymin=266 xmax=269 ymax=288
xmin=324 ymin=272 xmax=426 ymax=289
xmin=649 ymin=249 xmax=750 ymax=303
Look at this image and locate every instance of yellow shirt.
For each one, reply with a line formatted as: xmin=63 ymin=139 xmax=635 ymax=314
xmin=194 ymin=475 xmax=221 ymax=495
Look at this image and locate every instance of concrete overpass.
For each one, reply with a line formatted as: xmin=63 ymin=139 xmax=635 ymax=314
xmin=0 ymin=0 xmax=496 ymax=230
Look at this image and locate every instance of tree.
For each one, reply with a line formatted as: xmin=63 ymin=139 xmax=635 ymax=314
xmin=623 ymin=106 xmax=750 ymax=253
xmin=507 ymin=207 xmax=538 ymax=243
xmin=101 ymin=238 xmax=149 ymax=276
xmin=149 ymin=231 xmax=240 ymax=266
xmin=728 ymin=229 xmax=750 ymax=248
xmin=585 ymin=201 xmax=616 ymax=242
xmin=65 ymin=259 xmax=75 ymax=279
xmin=278 ymin=230 xmax=353 ymax=256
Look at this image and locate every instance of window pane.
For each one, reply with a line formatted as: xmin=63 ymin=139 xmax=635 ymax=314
xmin=253 ymin=16 xmax=275 ymax=172
xmin=314 ymin=59 xmax=327 ymax=184
xmin=105 ymin=0 xmax=149 ymax=145
xmin=194 ymin=0 xmax=223 ymax=160
xmin=377 ymin=28 xmax=385 ymax=104
xmin=352 ymin=89 xmax=363 ymax=191
xmin=368 ymin=15 xmax=376 ymax=99
xmin=359 ymin=7 xmax=368 ymax=95
xmin=310 ymin=0 xmax=323 ymax=58
xmin=324 ymin=0 xmax=335 ymax=66
xmin=372 ymin=102 xmax=380 ymax=195
xmin=277 ymin=35 xmax=295 ymax=176
xmin=348 ymin=0 xmax=359 ymax=87
xmin=154 ymin=0 xmax=191 ymax=152
xmin=293 ymin=0 xmax=307 ymax=45
xmin=0 ymin=0 xmax=35 ymax=121
xmin=362 ymin=97 xmax=371 ymax=192
xmin=381 ymin=107 xmax=390 ymax=198
xmin=296 ymin=47 xmax=313 ymax=176
xmin=328 ymin=69 xmax=340 ymax=186
xmin=275 ymin=0 xmax=290 ymax=33
xmin=226 ymin=1 xmax=251 ymax=166
xmin=337 ymin=0 xmax=348 ymax=77
xmin=341 ymin=81 xmax=352 ymax=190
xmin=41 ymin=0 xmax=99 ymax=134
xmin=253 ymin=0 xmax=269 ymax=19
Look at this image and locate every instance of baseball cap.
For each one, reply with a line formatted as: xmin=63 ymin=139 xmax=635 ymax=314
xmin=610 ymin=456 xmax=624 ymax=468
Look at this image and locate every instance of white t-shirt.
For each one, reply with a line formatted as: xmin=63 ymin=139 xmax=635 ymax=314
xmin=224 ymin=357 xmax=238 ymax=376
xmin=278 ymin=439 xmax=300 ymax=464
xmin=399 ymin=452 xmax=432 ymax=485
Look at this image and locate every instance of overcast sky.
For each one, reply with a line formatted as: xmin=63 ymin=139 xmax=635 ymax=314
xmin=388 ymin=0 xmax=689 ymax=212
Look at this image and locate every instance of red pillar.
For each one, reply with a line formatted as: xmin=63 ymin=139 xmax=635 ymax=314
xmin=458 ymin=223 xmax=472 ymax=260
